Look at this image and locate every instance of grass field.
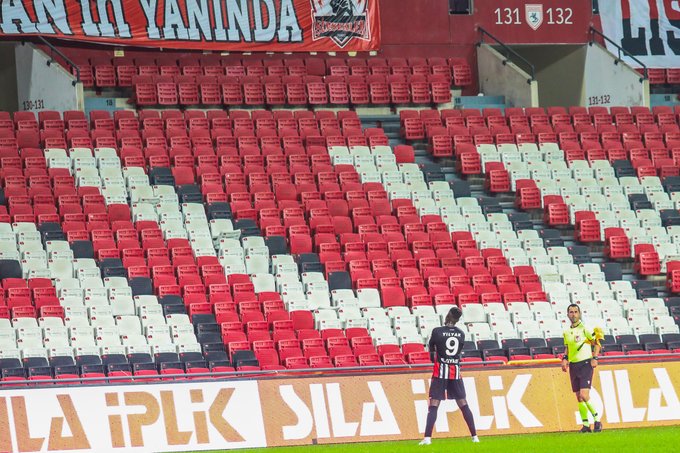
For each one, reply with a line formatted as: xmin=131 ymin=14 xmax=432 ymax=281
xmin=192 ymin=425 xmax=679 ymax=453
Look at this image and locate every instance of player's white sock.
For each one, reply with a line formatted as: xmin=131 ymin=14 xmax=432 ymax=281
xmin=419 ymin=437 xmax=432 ymax=445
xmin=472 ymin=436 xmax=480 ymax=443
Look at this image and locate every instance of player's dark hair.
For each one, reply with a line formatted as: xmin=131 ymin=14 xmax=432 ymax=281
xmin=445 ymin=307 xmax=462 ymax=326
xmin=567 ymin=303 xmax=581 ymax=313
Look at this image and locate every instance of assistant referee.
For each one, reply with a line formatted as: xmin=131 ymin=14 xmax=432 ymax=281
xmin=561 ymin=304 xmax=603 ymax=433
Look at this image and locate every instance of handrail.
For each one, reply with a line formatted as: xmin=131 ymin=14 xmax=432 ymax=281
xmin=34 ymin=35 xmax=80 ymax=86
xmin=0 ymin=360 xmax=509 ymax=387
xmin=589 ymin=26 xmax=648 ymax=83
xmin=477 ymin=27 xmax=536 ymax=84
xmin=5 ymin=354 xmax=679 ymax=388
xmin=508 ymin=353 xmax=680 ymax=366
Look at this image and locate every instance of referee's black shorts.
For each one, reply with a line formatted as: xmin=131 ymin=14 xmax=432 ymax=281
xmin=569 ymin=359 xmax=594 ymax=392
xmin=429 ymin=377 xmax=466 ymax=400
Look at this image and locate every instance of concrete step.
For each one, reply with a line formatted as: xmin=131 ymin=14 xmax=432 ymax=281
xmin=454 ymin=95 xmax=505 ymax=107
xmin=84 ymin=96 xmax=130 ymax=116
xmin=650 ymin=93 xmax=680 ymax=108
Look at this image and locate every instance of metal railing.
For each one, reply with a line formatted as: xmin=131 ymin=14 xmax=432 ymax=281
xmin=0 ymin=360 xmax=508 ymax=388
xmin=477 ymin=27 xmax=536 ymax=84
xmin=33 ymin=36 xmax=80 ymax=86
xmin=2 ymin=354 xmax=677 ymax=388
xmin=589 ymin=26 xmax=648 ymax=83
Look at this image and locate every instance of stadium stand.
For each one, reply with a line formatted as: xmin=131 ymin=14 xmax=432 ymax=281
xmin=0 ymin=1 xmax=679 ymax=388
xmin=1 ymin=98 xmax=680 ymax=384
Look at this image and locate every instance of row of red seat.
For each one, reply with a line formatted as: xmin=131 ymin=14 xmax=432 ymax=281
xmin=70 ymin=55 xmax=472 ymax=89
xmin=133 ymin=74 xmax=453 ymax=107
xmin=113 ymin=116 xmax=366 ymax=135
xmin=408 ymin=119 xmax=680 ymax=142
xmin=1 ymin=114 xmax=377 ymax=137
xmin=0 ymin=125 xmax=389 ymax=155
xmin=643 ymin=68 xmax=680 ymax=85
xmin=420 ymin=126 xmax=680 ymax=161
xmin=401 ymin=109 xmax=680 ymax=140
xmin=0 ymin=109 xmax=367 ymax=147
xmin=0 ymin=110 xmax=377 ymax=149
xmin=101 ymin=116 xmax=366 ymax=137
xmin=1 ymin=109 xmax=362 ymax=133
xmin=1 ymin=108 xmax=357 ymax=124
xmin=475 ymin=105 xmax=679 ymax=117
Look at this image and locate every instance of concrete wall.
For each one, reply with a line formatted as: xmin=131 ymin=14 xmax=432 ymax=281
xmin=477 ymin=44 xmax=538 ymax=108
xmin=513 ymin=45 xmax=587 ymax=108
xmin=582 ymin=42 xmax=649 ymax=108
xmin=0 ymin=43 xmax=18 ymax=112
xmin=15 ymin=43 xmax=84 ymax=113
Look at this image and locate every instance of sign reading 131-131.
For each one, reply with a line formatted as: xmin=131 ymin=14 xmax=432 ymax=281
xmin=476 ymin=0 xmax=592 ymax=44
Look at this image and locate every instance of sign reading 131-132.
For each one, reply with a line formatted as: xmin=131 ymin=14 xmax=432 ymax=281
xmin=494 ymin=5 xmax=574 ymax=29
xmin=476 ymin=0 xmax=592 ymax=44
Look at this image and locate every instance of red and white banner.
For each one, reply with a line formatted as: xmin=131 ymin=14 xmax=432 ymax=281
xmin=0 ymin=362 xmax=679 ymax=452
xmin=0 ymin=0 xmax=380 ymax=52
xmin=599 ymin=0 xmax=680 ymax=68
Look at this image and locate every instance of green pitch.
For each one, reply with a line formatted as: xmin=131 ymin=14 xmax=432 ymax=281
xmin=190 ymin=425 xmax=680 ymax=453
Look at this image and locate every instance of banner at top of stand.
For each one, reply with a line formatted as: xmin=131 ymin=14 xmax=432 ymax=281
xmin=0 ymin=0 xmax=380 ymax=52
xmin=599 ymin=0 xmax=680 ymax=68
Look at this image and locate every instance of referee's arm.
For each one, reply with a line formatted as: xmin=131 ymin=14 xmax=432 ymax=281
xmin=561 ymin=345 xmax=569 ymax=372
xmin=592 ymin=343 xmax=601 ymax=367
xmin=584 ymin=325 xmax=601 ymax=365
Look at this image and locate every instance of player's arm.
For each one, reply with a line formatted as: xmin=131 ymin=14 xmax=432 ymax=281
xmin=428 ymin=330 xmax=436 ymax=362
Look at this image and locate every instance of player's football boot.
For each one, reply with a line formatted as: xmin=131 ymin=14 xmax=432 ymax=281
xmin=593 ymin=421 xmax=602 ymax=432
xmin=472 ymin=436 xmax=480 ymax=443
xmin=580 ymin=425 xmax=592 ymax=433
xmin=419 ymin=438 xmax=432 ymax=446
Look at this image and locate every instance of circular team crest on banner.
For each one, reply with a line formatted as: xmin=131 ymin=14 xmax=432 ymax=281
xmin=311 ymin=0 xmax=371 ymax=48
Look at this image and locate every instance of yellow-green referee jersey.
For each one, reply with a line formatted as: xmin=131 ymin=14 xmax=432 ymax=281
xmin=563 ymin=321 xmax=595 ymax=363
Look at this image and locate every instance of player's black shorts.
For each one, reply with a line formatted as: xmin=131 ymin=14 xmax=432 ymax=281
xmin=429 ymin=377 xmax=466 ymax=400
xmin=569 ymin=359 xmax=594 ymax=392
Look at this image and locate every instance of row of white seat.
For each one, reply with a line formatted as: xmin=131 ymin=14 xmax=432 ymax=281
xmin=0 ymin=320 xmax=195 ymax=349
xmin=0 ymin=341 xmax=202 ymax=361
xmin=0 ymin=299 xmax=201 ymax=360
xmin=310 ymin=294 xmax=678 ymax=344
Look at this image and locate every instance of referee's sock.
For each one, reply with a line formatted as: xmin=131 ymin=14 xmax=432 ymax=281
xmin=578 ymin=402 xmax=590 ymax=426
xmin=424 ymin=406 xmax=438 ymax=437
xmin=585 ymin=401 xmax=600 ymax=422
